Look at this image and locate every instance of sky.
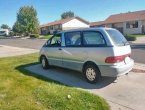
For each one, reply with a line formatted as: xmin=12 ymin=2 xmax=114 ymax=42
xmin=0 ymin=0 xmax=145 ymax=28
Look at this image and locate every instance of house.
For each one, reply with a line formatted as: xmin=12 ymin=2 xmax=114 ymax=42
xmin=40 ymin=16 xmax=90 ymax=35
xmin=90 ymin=21 xmax=105 ymax=27
xmin=90 ymin=10 xmax=145 ymax=35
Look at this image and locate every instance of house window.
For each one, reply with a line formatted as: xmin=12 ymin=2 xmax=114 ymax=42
xmin=50 ymin=26 xmax=53 ymax=30
xmin=126 ymin=21 xmax=138 ymax=28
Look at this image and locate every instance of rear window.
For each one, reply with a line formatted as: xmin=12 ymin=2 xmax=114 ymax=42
xmin=106 ymin=29 xmax=128 ymax=46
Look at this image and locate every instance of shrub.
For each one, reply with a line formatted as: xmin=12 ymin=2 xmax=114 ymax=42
xmin=125 ymin=35 xmax=136 ymax=41
xmin=9 ymin=31 xmax=15 ymax=36
xmin=30 ymin=34 xmax=39 ymax=38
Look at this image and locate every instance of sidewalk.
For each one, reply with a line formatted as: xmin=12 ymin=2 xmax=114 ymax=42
xmin=0 ymin=45 xmax=38 ymax=58
xmin=130 ymin=36 xmax=145 ymax=44
xmin=134 ymin=63 xmax=145 ymax=70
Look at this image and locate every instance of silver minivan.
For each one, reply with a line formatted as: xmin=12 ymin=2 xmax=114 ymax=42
xmin=39 ymin=28 xmax=134 ymax=83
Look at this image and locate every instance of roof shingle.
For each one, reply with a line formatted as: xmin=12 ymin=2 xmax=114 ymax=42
xmin=90 ymin=21 xmax=105 ymax=26
xmin=105 ymin=10 xmax=145 ymax=24
xmin=90 ymin=10 xmax=145 ymax=26
xmin=40 ymin=16 xmax=89 ymax=28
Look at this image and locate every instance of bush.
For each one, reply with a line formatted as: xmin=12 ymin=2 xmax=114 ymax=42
xmin=9 ymin=31 xmax=15 ymax=36
xmin=125 ymin=35 xmax=136 ymax=41
xmin=30 ymin=34 xmax=39 ymax=38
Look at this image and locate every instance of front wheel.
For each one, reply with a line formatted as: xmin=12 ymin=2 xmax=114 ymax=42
xmin=84 ymin=64 xmax=101 ymax=83
xmin=40 ymin=56 xmax=49 ymax=69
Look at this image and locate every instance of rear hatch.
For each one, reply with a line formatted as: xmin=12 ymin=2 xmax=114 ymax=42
xmin=105 ymin=29 xmax=132 ymax=65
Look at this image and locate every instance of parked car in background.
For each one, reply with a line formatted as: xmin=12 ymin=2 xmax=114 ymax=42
xmin=0 ymin=29 xmax=9 ymax=36
xmin=39 ymin=28 xmax=134 ymax=83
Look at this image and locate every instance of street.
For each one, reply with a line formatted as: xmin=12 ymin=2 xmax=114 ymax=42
xmin=131 ymin=43 xmax=145 ymax=64
xmin=0 ymin=38 xmax=145 ymax=64
xmin=0 ymin=38 xmax=46 ymax=49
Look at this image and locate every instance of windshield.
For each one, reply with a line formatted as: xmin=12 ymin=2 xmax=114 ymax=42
xmin=106 ymin=29 xmax=128 ymax=46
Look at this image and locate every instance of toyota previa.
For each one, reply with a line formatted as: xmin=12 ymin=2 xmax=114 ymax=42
xmin=39 ymin=28 xmax=134 ymax=83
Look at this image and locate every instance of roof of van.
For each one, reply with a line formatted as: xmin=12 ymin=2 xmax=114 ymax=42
xmin=61 ymin=27 xmax=115 ymax=33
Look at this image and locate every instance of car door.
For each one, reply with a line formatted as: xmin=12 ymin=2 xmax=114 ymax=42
xmin=45 ymin=33 xmax=62 ymax=67
xmin=61 ymin=31 xmax=86 ymax=71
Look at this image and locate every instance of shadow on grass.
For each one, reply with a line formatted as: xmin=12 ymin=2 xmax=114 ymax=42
xmin=16 ymin=62 xmax=117 ymax=89
xmin=15 ymin=62 xmax=65 ymax=86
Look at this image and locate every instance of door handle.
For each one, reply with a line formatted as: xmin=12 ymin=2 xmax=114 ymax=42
xmin=58 ymin=48 xmax=62 ymax=50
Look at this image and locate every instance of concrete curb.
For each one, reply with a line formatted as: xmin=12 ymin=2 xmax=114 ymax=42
xmin=134 ymin=63 xmax=145 ymax=71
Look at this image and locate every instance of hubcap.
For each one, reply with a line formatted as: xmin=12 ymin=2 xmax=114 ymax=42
xmin=42 ymin=58 xmax=46 ymax=67
xmin=86 ymin=68 xmax=96 ymax=81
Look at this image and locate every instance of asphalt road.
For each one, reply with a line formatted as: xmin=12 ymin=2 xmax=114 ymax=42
xmin=0 ymin=38 xmax=46 ymax=49
xmin=0 ymin=39 xmax=145 ymax=64
xmin=131 ymin=43 xmax=145 ymax=64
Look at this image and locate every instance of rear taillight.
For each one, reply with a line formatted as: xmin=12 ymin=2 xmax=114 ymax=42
xmin=105 ymin=54 xmax=130 ymax=63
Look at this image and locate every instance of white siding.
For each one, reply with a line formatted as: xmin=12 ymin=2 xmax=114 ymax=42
xmin=142 ymin=20 xmax=145 ymax=25
xmin=62 ymin=18 xmax=89 ymax=30
xmin=106 ymin=23 xmax=123 ymax=28
xmin=123 ymin=21 xmax=142 ymax=35
xmin=114 ymin=23 xmax=123 ymax=27
xmin=105 ymin=24 xmax=112 ymax=28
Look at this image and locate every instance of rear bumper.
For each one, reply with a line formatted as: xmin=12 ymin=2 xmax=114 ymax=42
xmin=98 ymin=59 xmax=134 ymax=77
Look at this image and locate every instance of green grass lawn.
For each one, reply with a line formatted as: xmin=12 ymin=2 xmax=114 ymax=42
xmin=125 ymin=34 xmax=145 ymax=41
xmin=40 ymin=35 xmax=52 ymax=39
xmin=0 ymin=54 xmax=110 ymax=110
xmin=128 ymin=34 xmax=145 ymax=37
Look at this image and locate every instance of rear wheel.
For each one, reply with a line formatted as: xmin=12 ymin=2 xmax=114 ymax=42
xmin=40 ymin=56 xmax=49 ymax=69
xmin=84 ymin=64 xmax=101 ymax=83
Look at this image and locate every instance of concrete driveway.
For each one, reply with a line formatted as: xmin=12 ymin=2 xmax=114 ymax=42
xmin=25 ymin=64 xmax=145 ymax=110
xmin=0 ymin=45 xmax=38 ymax=58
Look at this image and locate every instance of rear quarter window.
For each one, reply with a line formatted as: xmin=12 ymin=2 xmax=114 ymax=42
xmin=83 ymin=31 xmax=106 ymax=46
xmin=106 ymin=29 xmax=128 ymax=46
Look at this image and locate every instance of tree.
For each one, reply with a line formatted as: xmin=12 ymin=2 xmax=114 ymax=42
xmin=61 ymin=11 xmax=75 ymax=19
xmin=13 ymin=6 xmax=39 ymax=35
xmin=1 ymin=24 xmax=10 ymax=29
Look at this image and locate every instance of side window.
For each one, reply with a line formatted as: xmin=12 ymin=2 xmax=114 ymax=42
xmin=49 ymin=34 xmax=61 ymax=47
xmin=65 ymin=32 xmax=81 ymax=46
xmin=83 ymin=31 xmax=105 ymax=46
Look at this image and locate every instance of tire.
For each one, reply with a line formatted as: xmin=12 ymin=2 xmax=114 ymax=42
xmin=83 ymin=64 xmax=101 ymax=83
xmin=40 ymin=56 xmax=49 ymax=69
